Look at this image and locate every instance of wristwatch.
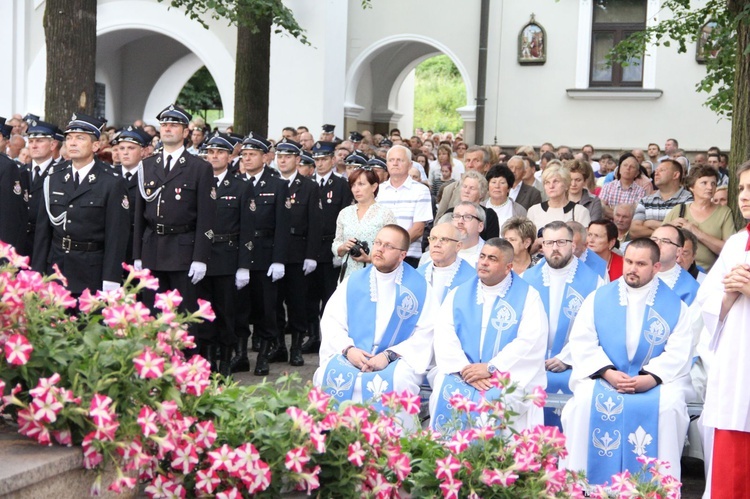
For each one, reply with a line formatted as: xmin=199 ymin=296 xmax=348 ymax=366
xmin=487 ymin=364 xmax=497 ymax=374
xmin=385 ymin=350 xmax=399 ymax=364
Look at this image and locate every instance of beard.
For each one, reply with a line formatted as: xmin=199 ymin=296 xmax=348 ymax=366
xmin=547 ymin=251 xmax=572 ymax=269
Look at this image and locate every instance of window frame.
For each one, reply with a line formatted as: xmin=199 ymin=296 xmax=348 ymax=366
xmin=589 ymin=5 xmax=647 ymax=88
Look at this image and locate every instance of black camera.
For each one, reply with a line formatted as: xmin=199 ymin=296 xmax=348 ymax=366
xmin=349 ymin=239 xmax=370 ymax=257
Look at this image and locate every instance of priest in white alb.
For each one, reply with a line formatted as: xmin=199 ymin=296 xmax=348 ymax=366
xmin=417 ymin=222 xmax=476 ymax=304
xmin=561 ymin=238 xmax=693 ymax=486
xmin=697 ymin=161 xmax=750 ymax=498
xmin=523 ymin=221 xmax=603 ymax=429
xmin=313 ymin=224 xmax=435 ymax=430
xmin=428 ymin=237 xmax=547 ymax=432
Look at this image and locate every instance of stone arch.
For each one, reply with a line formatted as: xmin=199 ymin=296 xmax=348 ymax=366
xmin=344 ymin=34 xmax=474 ymax=136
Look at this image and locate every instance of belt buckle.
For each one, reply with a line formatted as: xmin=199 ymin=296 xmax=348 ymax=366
xmin=61 ymin=236 xmax=71 ymax=251
xmin=156 ymin=224 xmax=165 ymax=235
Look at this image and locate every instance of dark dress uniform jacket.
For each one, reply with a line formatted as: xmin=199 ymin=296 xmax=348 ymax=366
xmin=133 ymin=151 xmax=216 ymax=271
xmin=0 ymin=154 xmax=28 ymax=250
xmin=31 ymin=160 xmax=129 ymax=294
xmin=208 ymin=173 xmax=251 ymax=276
xmin=239 ymin=167 xmax=291 ymax=271
xmin=286 ymin=174 xmax=322 ymax=264
xmin=313 ymin=173 xmax=353 ymax=263
xmin=20 ymin=159 xmax=54 ymax=256
xmin=123 ymin=170 xmax=138 ymax=265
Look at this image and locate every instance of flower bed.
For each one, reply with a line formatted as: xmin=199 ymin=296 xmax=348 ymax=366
xmin=0 ymin=242 xmax=679 ymax=498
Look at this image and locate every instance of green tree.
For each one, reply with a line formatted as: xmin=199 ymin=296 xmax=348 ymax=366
xmin=177 ymin=66 xmax=222 ymax=120
xmin=608 ymin=0 xmax=750 ymax=224
xmin=414 ymin=55 xmax=465 ymax=133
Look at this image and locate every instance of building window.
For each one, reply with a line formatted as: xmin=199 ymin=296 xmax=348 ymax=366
xmin=590 ymin=0 xmax=647 ymax=87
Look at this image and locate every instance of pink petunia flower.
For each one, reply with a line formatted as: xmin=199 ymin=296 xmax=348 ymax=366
xmin=347 ymin=441 xmax=366 ymax=467
xmin=133 ymin=348 xmax=165 ymax=379
xmin=194 ymin=299 xmax=216 ymax=322
xmin=285 ymin=446 xmax=311 ymax=473
xmin=439 ymin=478 xmax=462 ymax=499
xmin=4 ymin=334 xmax=33 ymax=365
xmin=435 ymin=456 xmax=462 ymax=481
xmin=526 ymin=385 xmax=548 ymax=408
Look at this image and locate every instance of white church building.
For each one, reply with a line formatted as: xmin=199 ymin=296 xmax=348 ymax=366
xmin=2 ymin=0 xmax=730 ymax=151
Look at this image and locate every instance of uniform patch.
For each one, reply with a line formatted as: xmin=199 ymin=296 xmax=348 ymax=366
xmin=249 ymin=200 xmax=256 ymax=211
xmin=224 ymin=180 xmax=230 ymax=186
xmin=210 ymin=187 xmax=217 ymax=200
xmin=122 ymin=195 xmax=130 ymax=209
xmin=179 ymin=157 xmax=185 ymax=164
xmin=13 ymin=181 xmax=21 ymax=195
xmin=205 ymin=230 xmax=214 ymax=240
xmin=285 ymin=198 xmax=292 ymax=209
xmin=88 ymin=174 xmax=96 ymax=183
xmin=64 ymin=173 xmax=71 ymax=182
xmin=245 ymin=241 xmax=254 ymax=251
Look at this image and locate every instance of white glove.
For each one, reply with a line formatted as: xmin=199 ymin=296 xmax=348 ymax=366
xmin=235 ymin=268 xmax=249 ymax=289
xmin=332 ymin=255 xmax=343 ymax=268
xmin=267 ymin=263 xmax=285 ymax=282
xmin=188 ymin=261 xmax=207 ymax=285
xmin=102 ymin=280 xmax=120 ymax=292
xmin=303 ymin=259 xmax=318 ymax=276
xmin=134 ymin=259 xmax=143 ymax=271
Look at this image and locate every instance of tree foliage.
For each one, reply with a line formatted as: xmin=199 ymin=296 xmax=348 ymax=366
xmin=608 ymin=0 xmax=748 ymax=118
xmin=177 ymin=66 xmax=222 ymax=120
xmin=414 ymin=55 xmax=465 ymax=133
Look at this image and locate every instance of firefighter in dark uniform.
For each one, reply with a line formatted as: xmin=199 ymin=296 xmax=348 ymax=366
xmin=232 ymin=133 xmax=291 ymax=376
xmin=195 ymin=132 xmax=250 ymax=376
xmin=297 ymin=151 xmax=316 ymax=178
xmin=0 ymin=118 xmax=27 ymax=251
xmin=271 ymin=138 xmax=322 ymax=366
xmin=302 ymin=141 xmax=353 ymax=353
xmin=133 ymin=104 xmax=216 ymax=327
xmin=20 ymin=119 xmax=61 ymax=257
xmin=113 ymin=126 xmax=152 ymax=266
xmin=31 ymin=114 xmax=129 ymax=295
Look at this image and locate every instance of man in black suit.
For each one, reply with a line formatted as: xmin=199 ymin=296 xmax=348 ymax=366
xmin=32 ymin=114 xmax=129 ymax=295
xmin=133 ymin=104 xmax=216 ymax=321
xmin=303 ymin=141 xmax=353 ymax=353
xmin=113 ymin=126 xmax=152 ymax=266
xmin=508 ymin=155 xmax=542 ymax=210
xmin=233 ymin=133 xmax=291 ymax=376
xmin=271 ymin=138 xmax=322 ymax=366
xmin=20 ymin=119 xmax=61 ymax=257
xmin=196 ymin=132 xmax=250 ymax=375
xmin=0 ymin=118 xmax=27 ymax=251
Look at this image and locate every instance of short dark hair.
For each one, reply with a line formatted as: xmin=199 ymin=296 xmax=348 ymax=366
xmin=543 ymin=221 xmax=574 ymax=239
xmin=348 ymin=167 xmax=380 ymax=196
xmin=589 ymin=219 xmax=619 ymax=245
xmin=681 ymin=229 xmax=699 ymax=255
xmin=659 ymin=159 xmax=684 ymax=182
xmin=667 ymin=138 xmax=679 ymax=148
xmin=626 ymin=237 xmax=661 ymax=264
xmin=484 ymin=237 xmax=515 ymax=262
xmin=660 ymin=223 xmax=685 ymax=247
xmin=380 ymin=224 xmax=410 ymax=250
xmin=485 ymin=163 xmax=515 ymax=187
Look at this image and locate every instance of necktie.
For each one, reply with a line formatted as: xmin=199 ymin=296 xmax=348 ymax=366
xmin=125 ymin=172 xmax=133 ymax=181
xmin=33 ymin=165 xmax=40 ymax=181
xmin=214 ymin=177 xmax=219 ymax=187
xmin=164 ymin=155 xmax=172 ymax=176
xmin=250 ymin=176 xmax=256 ymax=186
xmin=320 ymin=178 xmax=325 ymax=188
xmin=73 ymin=171 xmax=79 ymax=190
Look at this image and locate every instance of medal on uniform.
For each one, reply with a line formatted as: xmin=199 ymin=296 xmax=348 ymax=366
xmin=13 ymin=181 xmax=21 ymax=195
xmin=327 ymin=191 xmax=333 ymax=204
xmin=146 ymin=189 xmax=152 ymax=195
xmin=249 ymin=199 xmax=256 ymax=211
xmin=290 ymin=193 xmax=296 ymax=204
xmin=210 ymin=187 xmax=217 ymax=199
xmin=175 ymin=187 xmax=182 ymax=200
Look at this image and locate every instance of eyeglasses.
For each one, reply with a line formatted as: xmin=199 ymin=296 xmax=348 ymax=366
xmin=650 ymin=237 xmax=681 ymax=247
xmin=541 ymin=239 xmax=572 ymax=248
xmin=427 ymin=236 xmax=459 ymax=245
xmin=372 ymin=240 xmax=407 ymax=252
xmin=452 ymin=214 xmax=480 ymax=222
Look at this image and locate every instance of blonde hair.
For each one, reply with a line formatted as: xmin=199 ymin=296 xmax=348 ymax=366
xmin=542 ymin=163 xmax=572 ymax=191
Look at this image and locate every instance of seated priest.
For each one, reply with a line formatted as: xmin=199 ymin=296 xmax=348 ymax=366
xmin=428 ymin=237 xmax=547 ymax=433
xmin=313 ymin=224 xmax=435 ymax=431
xmin=418 ymin=222 xmax=476 ymax=304
xmin=560 ymin=238 xmax=693 ymax=486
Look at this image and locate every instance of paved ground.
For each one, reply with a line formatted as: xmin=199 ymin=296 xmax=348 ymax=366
xmin=232 ymin=346 xmax=707 ymax=497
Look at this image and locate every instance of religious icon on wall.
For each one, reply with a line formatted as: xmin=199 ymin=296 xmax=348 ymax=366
xmin=518 ymin=14 xmax=546 ymax=65
xmin=696 ymin=21 xmax=718 ymax=64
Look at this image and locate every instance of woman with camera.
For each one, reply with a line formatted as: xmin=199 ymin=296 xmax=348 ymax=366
xmin=333 ymin=168 xmax=396 ymax=281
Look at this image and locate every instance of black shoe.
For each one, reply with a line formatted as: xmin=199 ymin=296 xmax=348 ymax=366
xmin=300 ymin=322 xmax=321 ymax=354
xmin=254 ymin=340 xmax=270 ymax=376
xmin=219 ymin=345 xmax=233 ymax=378
xmin=290 ymin=332 xmax=304 ymax=367
xmin=229 ymin=337 xmax=250 ymax=373
xmin=266 ymin=339 xmax=289 ymax=363
xmin=251 ymin=334 xmax=261 ymax=353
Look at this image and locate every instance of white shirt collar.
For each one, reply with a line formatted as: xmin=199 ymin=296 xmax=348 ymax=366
xmin=657 ymin=263 xmax=681 ymax=288
xmin=317 ymin=171 xmax=333 ymax=184
xmin=283 ymin=170 xmax=298 ymax=186
xmin=214 ymin=169 xmax=228 ymax=185
xmin=33 ymin=157 xmax=54 ymax=174
xmin=509 ymin=183 xmax=522 ymax=200
xmin=477 ymin=271 xmax=513 ymax=303
xmin=163 ymin=146 xmax=185 ymax=167
xmin=72 ymin=160 xmax=96 ymax=182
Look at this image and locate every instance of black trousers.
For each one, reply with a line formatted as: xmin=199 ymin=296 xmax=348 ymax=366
xmin=141 ymin=270 xmax=199 ymax=316
xmin=196 ymin=274 xmax=238 ymax=346
xmin=306 ymin=262 xmax=338 ymax=322
xmin=277 ymin=263 xmax=308 ymax=337
xmin=247 ymin=270 xmax=280 ymax=342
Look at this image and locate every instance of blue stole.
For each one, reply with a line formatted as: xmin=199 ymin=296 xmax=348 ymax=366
xmin=586 ymin=279 xmax=682 ymax=485
xmin=430 ymin=273 xmax=529 ymax=432
xmin=417 ymin=258 xmax=476 ymax=304
xmin=321 ymin=264 xmax=427 ymax=404
xmin=668 ymin=267 xmax=699 ymax=305
xmin=524 ymin=259 xmax=600 ymax=429
xmin=580 ymin=248 xmax=607 ymax=279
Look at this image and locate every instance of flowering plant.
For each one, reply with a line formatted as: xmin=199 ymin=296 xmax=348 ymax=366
xmin=0 ymin=241 xmax=681 ymax=498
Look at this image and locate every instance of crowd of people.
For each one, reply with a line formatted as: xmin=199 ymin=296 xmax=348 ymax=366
xmin=1 ymin=107 xmax=749 ymax=496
